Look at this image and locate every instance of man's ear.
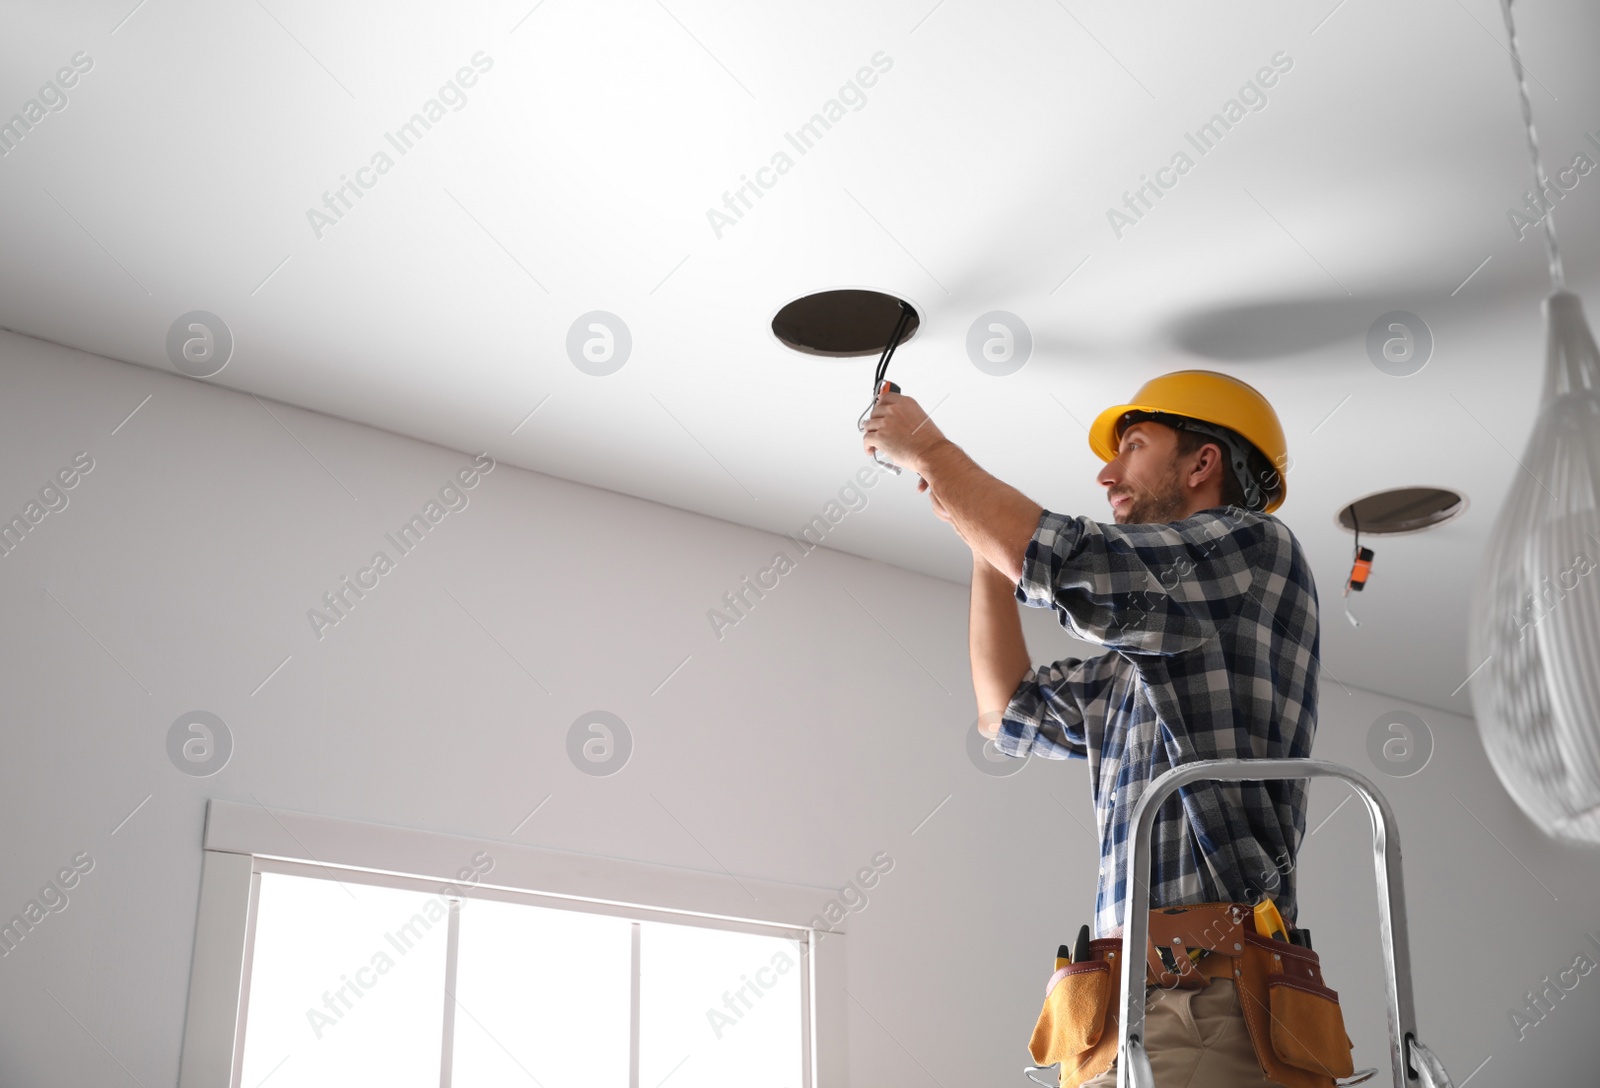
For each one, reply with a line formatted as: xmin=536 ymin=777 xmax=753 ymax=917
xmin=1187 ymin=442 xmax=1226 ymax=491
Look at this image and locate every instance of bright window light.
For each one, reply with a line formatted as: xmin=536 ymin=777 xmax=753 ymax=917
xmin=450 ymin=897 xmax=633 ymax=1086
xmin=238 ymin=871 xmax=449 ymax=1088
xmin=639 ymin=919 xmax=803 ymax=1088
xmin=235 ymin=865 xmax=809 ymax=1088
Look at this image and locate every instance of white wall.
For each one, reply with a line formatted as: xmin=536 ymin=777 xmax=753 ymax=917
xmin=1 ymin=328 xmax=1598 ymax=1086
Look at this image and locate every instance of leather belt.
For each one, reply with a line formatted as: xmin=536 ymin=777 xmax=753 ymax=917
xmin=1083 ymin=936 xmax=1239 ymax=991
xmin=1092 ymin=901 xmax=1257 ymax=990
xmin=1149 ymin=946 xmax=1237 ymax=988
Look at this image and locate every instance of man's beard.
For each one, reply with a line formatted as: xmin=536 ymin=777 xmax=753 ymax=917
xmin=1115 ymin=461 xmax=1188 ymax=525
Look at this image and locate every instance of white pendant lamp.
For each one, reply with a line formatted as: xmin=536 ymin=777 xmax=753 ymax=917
xmin=1466 ymin=1 xmax=1600 ymax=842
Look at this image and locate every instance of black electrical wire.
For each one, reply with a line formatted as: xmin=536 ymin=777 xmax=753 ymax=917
xmin=873 ymin=302 xmax=914 ymax=391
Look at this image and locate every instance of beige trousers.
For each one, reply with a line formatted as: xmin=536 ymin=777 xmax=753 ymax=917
xmin=1080 ymin=978 xmax=1291 ymax=1088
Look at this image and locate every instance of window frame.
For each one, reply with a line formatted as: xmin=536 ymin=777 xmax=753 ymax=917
xmin=177 ymin=799 xmax=847 ymax=1088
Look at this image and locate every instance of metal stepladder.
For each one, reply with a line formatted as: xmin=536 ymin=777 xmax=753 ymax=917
xmin=1028 ymin=758 xmax=1456 ymax=1088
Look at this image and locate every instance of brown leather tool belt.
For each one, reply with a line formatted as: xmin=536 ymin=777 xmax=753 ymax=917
xmin=1027 ymin=902 xmax=1357 ymax=1088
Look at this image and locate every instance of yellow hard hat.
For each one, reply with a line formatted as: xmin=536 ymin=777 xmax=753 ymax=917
xmin=1088 ymin=370 xmax=1289 ymax=513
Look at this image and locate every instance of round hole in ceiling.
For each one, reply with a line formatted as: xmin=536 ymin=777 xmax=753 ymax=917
xmin=1336 ymin=487 xmax=1467 ymax=535
xmin=771 ymin=289 xmax=920 ymax=357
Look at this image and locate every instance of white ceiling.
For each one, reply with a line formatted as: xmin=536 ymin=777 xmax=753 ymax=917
xmin=3 ymin=0 xmax=1598 ymax=717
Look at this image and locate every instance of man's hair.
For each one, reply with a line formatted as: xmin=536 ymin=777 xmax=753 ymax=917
xmin=1170 ymin=423 xmax=1277 ymax=510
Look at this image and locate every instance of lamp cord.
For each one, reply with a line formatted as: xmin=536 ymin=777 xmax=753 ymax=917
xmin=1501 ymin=0 xmax=1565 ymax=292
xmin=873 ymin=302 xmax=913 ymax=391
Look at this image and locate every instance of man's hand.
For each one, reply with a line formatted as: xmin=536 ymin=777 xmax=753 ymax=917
xmin=861 ymin=389 xmax=949 ymax=474
xmin=861 ymin=393 xmax=1043 ymax=582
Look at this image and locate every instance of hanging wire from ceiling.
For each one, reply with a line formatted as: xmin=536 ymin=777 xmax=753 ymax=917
xmin=1499 ymin=0 xmax=1565 ymax=292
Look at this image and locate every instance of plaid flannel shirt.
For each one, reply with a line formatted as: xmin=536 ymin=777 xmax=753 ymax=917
xmin=996 ymin=505 xmax=1320 ymax=938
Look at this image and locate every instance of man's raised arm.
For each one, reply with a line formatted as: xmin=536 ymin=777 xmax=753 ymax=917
xmin=858 ymin=389 xmax=1052 ymax=733
xmin=969 ymin=553 xmax=1033 ymax=739
xmin=916 ymin=438 xmax=1043 ymax=582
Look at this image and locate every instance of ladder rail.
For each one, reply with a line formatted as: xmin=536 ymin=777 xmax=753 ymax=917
xmin=1112 ymin=758 xmax=1446 ymax=1088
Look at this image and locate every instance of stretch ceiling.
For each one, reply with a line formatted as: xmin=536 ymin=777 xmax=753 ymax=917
xmin=3 ymin=0 xmax=1599 ymax=717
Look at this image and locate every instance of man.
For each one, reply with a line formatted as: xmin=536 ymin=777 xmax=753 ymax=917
xmin=862 ymin=370 xmax=1320 ymax=1088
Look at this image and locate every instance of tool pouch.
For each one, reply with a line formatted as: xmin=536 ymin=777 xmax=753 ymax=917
xmin=1027 ymin=940 xmax=1125 ymax=1088
xmin=1028 ymin=907 xmax=1355 ymax=1088
xmin=1235 ymin=932 xmax=1356 ymax=1088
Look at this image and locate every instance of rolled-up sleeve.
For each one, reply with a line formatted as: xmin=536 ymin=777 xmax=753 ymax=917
xmin=1015 ymin=507 xmax=1264 ymax=656
xmin=998 ymin=655 xmax=1100 ymax=760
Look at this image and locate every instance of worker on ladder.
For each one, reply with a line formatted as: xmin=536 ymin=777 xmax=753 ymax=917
xmin=864 ymin=371 xmax=1328 ymax=1087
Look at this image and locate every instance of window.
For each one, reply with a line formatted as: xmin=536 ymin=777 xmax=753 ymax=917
xmin=235 ymin=866 xmax=805 ymax=1087
xmin=240 ymin=871 xmax=451 ymax=1086
xmin=178 ymin=802 xmax=844 ymax=1088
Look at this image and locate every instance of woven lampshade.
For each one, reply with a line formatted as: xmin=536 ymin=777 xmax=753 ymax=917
xmin=1467 ymin=291 xmax=1600 ymax=842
